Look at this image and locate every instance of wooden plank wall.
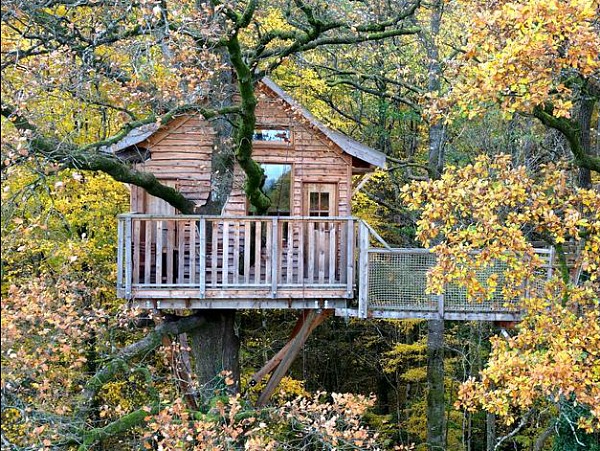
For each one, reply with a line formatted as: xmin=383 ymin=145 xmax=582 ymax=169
xmin=131 ymin=116 xmax=214 ymax=212
xmin=131 ymin=87 xmax=354 ymax=217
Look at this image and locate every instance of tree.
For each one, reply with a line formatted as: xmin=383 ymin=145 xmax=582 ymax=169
xmin=401 ymin=154 xmax=600 ymax=448
xmin=442 ymin=0 xmax=600 ymax=178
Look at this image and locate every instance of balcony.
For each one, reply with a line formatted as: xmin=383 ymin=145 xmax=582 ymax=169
xmin=117 ymin=215 xmax=355 ymax=310
xmin=117 ymin=214 xmax=553 ymax=321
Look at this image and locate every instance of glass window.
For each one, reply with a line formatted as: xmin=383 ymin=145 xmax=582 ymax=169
xmin=249 ymin=164 xmax=292 ymax=215
xmin=253 ymin=129 xmax=291 ymax=144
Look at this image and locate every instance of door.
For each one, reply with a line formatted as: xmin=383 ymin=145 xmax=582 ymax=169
xmin=303 ymin=183 xmax=338 ymax=283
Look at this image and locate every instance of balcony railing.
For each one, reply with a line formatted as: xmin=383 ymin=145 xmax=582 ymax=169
xmin=117 ymin=214 xmax=355 ymax=308
xmin=117 ymin=215 xmax=553 ymax=320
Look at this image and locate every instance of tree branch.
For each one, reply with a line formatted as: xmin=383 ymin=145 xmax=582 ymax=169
xmin=533 ymin=105 xmax=600 ymax=173
xmin=77 ymin=315 xmax=207 ymax=418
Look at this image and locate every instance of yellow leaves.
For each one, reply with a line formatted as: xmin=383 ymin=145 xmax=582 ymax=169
xmin=443 ymin=0 xmax=600 ymax=120
xmin=404 ymin=155 xmax=600 ymax=431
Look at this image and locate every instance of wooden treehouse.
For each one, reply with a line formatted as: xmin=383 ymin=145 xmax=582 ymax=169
xmin=113 ymin=78 xmax=554 ymax=323
xmin=111 ymin=78 xmax=555 ymax=403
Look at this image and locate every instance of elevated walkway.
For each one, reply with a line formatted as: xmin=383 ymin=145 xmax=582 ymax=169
xmin=116 ymin=214 xmax=553 ymax=321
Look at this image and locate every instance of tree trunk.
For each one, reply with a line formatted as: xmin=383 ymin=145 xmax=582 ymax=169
xmin=486 ymin=413 xmax=496 ymax=451
xmin=426 ymin=319 xmax=446 ymax=450
xmin=187 ymin=310 xmax=240 ymax=402
xmin=576 ymin=96 xmax=595 ymax=188
xmin=419 ymin=2 xmax=447 ymax=449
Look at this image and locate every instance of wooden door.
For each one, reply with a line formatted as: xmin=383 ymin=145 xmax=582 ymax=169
xmin=303 ymin=183 xmax=338 ymax=283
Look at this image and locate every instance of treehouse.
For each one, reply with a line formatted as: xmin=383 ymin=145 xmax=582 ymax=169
xmin=113 ymin=78 xmax=554 ymax=322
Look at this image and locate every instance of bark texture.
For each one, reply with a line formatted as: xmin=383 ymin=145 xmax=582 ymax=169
xmin=187 ymin=310 xmax=240 ymax=402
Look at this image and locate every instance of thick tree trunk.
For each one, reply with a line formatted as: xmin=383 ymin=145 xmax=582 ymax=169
xmin=187 ymin=310 xmax=240 ymax=402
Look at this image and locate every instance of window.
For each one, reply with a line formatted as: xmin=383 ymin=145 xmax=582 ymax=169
xmin=253 ymin=129 xmax=291 ymax=144
xmin=249 ymin=164 xmax=292 ymax=215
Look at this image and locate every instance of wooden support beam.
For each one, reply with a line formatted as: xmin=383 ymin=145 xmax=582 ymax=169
xmin=255 ymin=309 xmax=332 ymax=406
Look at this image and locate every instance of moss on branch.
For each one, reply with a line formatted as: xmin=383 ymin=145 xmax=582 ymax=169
xmin=227 ymin=34 xmax=271 ymax=214
xmin=533 ymin=105 xmax=600 ymax=173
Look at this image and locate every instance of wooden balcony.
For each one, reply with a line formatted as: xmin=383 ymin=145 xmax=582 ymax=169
xmin=117 ymin=215 xmax=553 ymax=321
xmin=117 ymin=215 xmax=355 ymax=310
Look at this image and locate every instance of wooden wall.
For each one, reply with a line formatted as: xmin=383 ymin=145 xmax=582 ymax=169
xmin=222 ymin=86 xmax=353 ymax=216
xmin=130 ymin=116 xmax=214 ymax=213
xmin=131 ymin=85 xmax=353 ymax=217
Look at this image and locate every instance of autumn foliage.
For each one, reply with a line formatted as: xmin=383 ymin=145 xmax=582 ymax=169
xmin=446 ymin=0 xmax=600 ymax=119
xmin=402 ymin=154 xmax=600 ymax=433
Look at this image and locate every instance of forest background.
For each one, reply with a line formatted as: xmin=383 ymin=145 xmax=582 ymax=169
xmin=1 ymin=0 xmax=599 ymax=450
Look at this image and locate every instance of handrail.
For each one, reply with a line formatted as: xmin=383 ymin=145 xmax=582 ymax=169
xmin=118 ymin=213 xmax=357 ymax=221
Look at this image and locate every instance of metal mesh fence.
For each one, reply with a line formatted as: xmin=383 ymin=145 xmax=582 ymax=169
xmin=444 ymin=261 xmax=518 ymax=312
xmin=367 ymin=249 xmax=551 ymax=314
xmin=368 ymin=251 xmax=437 ymax=311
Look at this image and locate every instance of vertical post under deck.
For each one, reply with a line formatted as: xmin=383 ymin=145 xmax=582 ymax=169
xmin=358 ymin=221 xmax=369 ymax=319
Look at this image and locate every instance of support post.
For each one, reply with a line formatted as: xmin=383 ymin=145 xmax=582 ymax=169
xmin=249 ymin=310 xmax=332 ymax=387
xmin=117 ymin=216 xmax=124 ymax=297
xmin=124 ymin=215 xmax=133 ymax=299
xmin=358 ymin=221 xmax=370 ymax=319
xmin=547 ymin=246 xmax=555 ymax=280
xmin=256 ymin=309 xmax=328 ymax=406
xmin=346 ymin=219 xmax=355 ymax=297
xmin=437 ymin=294 xmax=444 ymax=320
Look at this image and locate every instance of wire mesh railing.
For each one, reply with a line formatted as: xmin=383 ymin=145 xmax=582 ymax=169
xmin=356 ymin=221 xmax=554 ymax=320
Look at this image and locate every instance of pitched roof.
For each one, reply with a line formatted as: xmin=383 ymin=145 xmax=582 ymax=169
xmin=101 ymin=78 xmax=387 ymax=168
xmin=260 ymin=77 xmax=386 ymax=168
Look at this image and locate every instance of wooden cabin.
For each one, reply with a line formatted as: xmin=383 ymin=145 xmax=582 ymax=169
xmin=113 ymin=78 xmax=552 ymax=322
xmin=115 ymin=78 xmax=386 ymax=311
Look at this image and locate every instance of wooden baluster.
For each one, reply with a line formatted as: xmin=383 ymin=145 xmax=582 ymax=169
xmin=307 ymin=221 xmax=315 ymax=283
xmin=132 ymin=219 xmax=141 ymax=284
xmin=265 ymin=221 xmax=272 ymax=285
xmin=286 ymin=221 xmax=294 ymax=284
xmin=328 ymin=221 xmax=336 ymax=284
xmin=244 ymin=221 xmax=251 ymax=285
xmin=211 ymin=220 xmax=218 ymax=287
xmin=298 ymin=221 xmax=304 ymax=285
xmin=189 ymin=220 xmax=196 ymax=285
xmin=318 ymin=221 xmax=325 ymax=284
xmin=144 ymin=221 xmax=152 ymax=284
xmin=222 ymin=221 xmax=230 ymax=286
xmin=178 ymin=220 xmax=185 ymax=284
xmin=198 ymin=219 xmax=206 ymax=298
xmin=254 ymin=220 xmax=262 ymax=284
xmin=166 ymin=220 xmax=175 ymax=284
xmin=233 ymin=221 xmax=240 ymax=285
xmin=271 ymin=218 xmax=279 ymax=295
xmin=155 ymin=220 xmax=163 ymax=285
